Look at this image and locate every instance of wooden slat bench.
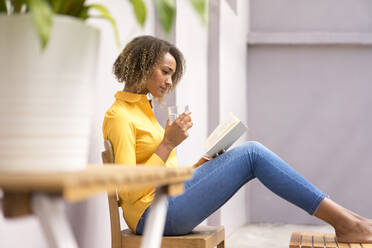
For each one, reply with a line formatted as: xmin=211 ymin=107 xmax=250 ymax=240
xmin=290 ymin=232 xmax=372 ymax=248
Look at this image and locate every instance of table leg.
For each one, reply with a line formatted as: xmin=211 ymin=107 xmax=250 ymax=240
xmin=140 ymin=187 xmax=168 ymax=248
xmin=32 ymin=193 xmax=78 ymax=248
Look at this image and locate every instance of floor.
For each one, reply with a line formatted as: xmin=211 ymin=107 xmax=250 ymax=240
xmin=226 ymin=223 xmax=334 ymax=248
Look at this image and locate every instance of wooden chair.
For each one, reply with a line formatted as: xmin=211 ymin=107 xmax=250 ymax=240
xmin=102 ymin=140 xmax=225 ymax=248
xmin=289 ymin=232 xmax=372 ymax=248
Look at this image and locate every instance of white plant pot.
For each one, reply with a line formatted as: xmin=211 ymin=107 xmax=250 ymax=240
xmin=0 ymin=15 xmax=100 ymax=172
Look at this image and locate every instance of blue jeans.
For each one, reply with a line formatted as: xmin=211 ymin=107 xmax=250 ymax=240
xmin=136 ymin=141 xmax=328 ymax=235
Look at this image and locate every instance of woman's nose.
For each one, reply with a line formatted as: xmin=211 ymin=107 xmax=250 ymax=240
xmin=165 ymin=77 xmax=173 ymax=87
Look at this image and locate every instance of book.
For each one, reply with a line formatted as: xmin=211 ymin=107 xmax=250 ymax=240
xmin=204 ymin=112 xmax=248 ymax=157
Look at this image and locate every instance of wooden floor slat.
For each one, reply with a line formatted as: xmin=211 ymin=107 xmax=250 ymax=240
xmin=301 ymin=232 xmax=314 ymax=248
xmin=349 ymin=243 xmax=362 ymax=248
xmin=337 ymin=242 xmax=350 ymax=248
xmin=289 ymin=232 xmax=301 ymax=248
xmin=324 ymin=233 xmax=338 ymax=248
xmin=313 ymin=232 xmax=325 ymax=248
xmin=289 ymin=232 xmax=372 ymax=248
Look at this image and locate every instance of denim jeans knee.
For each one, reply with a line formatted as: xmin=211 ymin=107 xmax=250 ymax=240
xmin=242 ymin=140 xmax=264 ymax=153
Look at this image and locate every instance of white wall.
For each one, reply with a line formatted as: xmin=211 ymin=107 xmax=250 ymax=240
xmin=218 ymin=0 xmax=250 ymax=235
xmin=175 ymin=0 xmax=208 ymax=166
xmin=0 ymin=213 xmax=48 ymax=248
xmin=0 ymin=1 xmax=155 ymax=247
xmin=174 ymin=0 xmax=251 ymax=236
xmin=0 ymin=1 xmax=252 ymax=246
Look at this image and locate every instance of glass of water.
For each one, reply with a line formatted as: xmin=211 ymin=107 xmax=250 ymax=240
xmin=168 ymin=105 xmax=190 ymax=125
xmin=168 ymin=106 xmax=178 ymax=125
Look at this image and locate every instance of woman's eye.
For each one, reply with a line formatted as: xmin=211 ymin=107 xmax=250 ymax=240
xmin=162 ymin=70 xmax=169 ymax=75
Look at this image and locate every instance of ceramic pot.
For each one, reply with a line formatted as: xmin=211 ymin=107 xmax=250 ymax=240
xmin=0 ymin=15 xmax=100 ymax=172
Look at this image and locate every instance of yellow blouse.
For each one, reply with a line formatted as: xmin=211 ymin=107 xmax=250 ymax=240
xmin=102 ymin=91 xmax=178 ymax=232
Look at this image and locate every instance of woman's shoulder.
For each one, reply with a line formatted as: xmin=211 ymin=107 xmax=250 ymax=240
xmin=104 ymin=101 xmax=133 ymax=124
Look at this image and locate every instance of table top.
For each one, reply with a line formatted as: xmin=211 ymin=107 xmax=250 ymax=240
xmin=0 ymin=165 xmax=193 ymax=202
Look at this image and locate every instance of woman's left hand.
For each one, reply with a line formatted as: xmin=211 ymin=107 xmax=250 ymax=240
xmin=212 ymin=149 xmax=226 ymax=158
xmin=192 ymin=155 xmax=212 ymax=168
xmin=192 ymin=149 xmax=226 ymax=168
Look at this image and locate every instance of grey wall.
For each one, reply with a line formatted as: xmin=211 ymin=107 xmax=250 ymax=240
xmin=250 ymin=0 xmax=372 ymax=32
xmin=247 ymin=0 xmax=372 ymax=224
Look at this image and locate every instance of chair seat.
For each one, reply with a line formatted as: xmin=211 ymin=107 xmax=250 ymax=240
xmin=289 ymin=232 xmax=372 ymax=248
xmin=122 ymin=225 xmax=225 ymax=248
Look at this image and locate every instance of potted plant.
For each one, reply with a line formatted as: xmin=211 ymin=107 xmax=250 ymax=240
xmin=0 ymin=0 xmax=205 ymax=172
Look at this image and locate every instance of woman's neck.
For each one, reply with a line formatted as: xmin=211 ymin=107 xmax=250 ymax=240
xmin=123 ymin=86 xmax=148 ymax=95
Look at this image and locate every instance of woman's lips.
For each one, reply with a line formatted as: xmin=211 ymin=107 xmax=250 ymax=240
xmin=160 ymin=87 xmax=167 ymax=93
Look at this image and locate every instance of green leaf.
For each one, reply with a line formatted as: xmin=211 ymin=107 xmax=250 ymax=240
xmin=86 ymin=4 xmax=120 ymax=47
xmin=69 ymin=0 xmax=85 ymax=16
xmin=28 ymin=0 xmax=53 ymax=50
xmin=46 ymin=0 xmax=65 ymax=13
xmin=10 ymin=0 xmax=25 ymax=12
xmin=189 ymin=0 xmax=206 ymax=23
xmin=0 ymin=0 xmax=7 ymax=12
xmin=129 ymin=0 xmax=146 ymax=27
xmin=78 ymin=5 xmax=88 ymax=20
xmin=61 ymin=0 xmax=73 ymax=14
xmin=154 ymin=0 xmax=175 ymax=33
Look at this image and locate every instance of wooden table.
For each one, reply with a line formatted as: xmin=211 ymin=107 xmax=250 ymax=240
xmin=0 ymin=165 xmax=193 ymax=248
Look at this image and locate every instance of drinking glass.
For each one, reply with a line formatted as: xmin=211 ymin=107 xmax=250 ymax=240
xmin=168 ymin=106 xmax=178 ymax=125
xmin=168 ymin=105 xmax=190 ymax=125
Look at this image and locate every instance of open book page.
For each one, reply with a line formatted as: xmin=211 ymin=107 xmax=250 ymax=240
xmin=204 ymin=112 xmax=245 ymax=155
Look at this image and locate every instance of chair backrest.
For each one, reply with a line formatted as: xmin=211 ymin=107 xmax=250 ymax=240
xmin=102 ymin=140 xmax=122 ymax=248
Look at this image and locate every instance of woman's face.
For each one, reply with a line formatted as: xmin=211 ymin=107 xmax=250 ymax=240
xmin=145 ymin=52 xmax=177 ymax=98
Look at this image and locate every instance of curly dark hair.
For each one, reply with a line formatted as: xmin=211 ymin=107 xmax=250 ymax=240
xmin=113 ymin=35 xmax=185 ymax=95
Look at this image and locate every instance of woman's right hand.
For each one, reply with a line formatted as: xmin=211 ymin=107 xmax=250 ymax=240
xmin=155 ymin=112 xmax=193 ymax=163
xmin=162 ymin=111 xmax=193 ymax=148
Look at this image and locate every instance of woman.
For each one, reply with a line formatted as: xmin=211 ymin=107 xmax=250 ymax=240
xmin=103 ymin=35 xmax=372 ymax=242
